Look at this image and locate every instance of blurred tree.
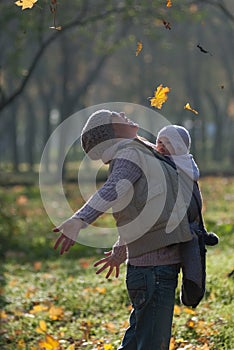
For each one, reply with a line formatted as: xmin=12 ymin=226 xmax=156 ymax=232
xmin=0 ymin=0 xmax=233 ymax=175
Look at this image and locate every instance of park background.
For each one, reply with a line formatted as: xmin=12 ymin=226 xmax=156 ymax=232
xmin=0 ymin=1 xmax=234 ymax=349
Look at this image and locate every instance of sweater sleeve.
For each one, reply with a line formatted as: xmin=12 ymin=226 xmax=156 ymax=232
xmin=74 ymin=149 xmax=142 ymax=224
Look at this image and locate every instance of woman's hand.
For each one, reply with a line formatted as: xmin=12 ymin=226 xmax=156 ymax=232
xmin=94 ymin=251 xmax=121 ymax=279
xmin=53 ymin=217 xmax=84 ymax=255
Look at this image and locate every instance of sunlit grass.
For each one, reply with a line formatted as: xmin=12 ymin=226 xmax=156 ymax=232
xmin=0 ymin=177 xmax=233 ymax=349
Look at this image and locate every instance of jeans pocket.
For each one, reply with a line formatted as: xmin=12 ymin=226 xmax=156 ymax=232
xmin=126 ymin=268 xmax=147 ymax=309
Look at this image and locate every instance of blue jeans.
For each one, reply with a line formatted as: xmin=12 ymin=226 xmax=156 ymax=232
xmin=118 ymin=264 xmax=180 ymax=350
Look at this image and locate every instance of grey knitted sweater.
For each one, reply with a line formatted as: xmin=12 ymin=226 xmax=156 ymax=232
xmin=75 ymin=139 xmax=183 ymax=266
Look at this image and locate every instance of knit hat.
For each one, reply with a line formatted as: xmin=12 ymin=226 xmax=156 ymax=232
xmin=81 ymin=109 xmax=116 ymax=160
xmin=156 ymin=125 xmax=191 ymax=155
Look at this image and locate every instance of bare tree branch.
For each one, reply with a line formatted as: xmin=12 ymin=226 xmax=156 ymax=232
xmin=0 ymin=5 xmax=127 ymax=113
xmin=194 ymin=0 xmax=234 ymax=22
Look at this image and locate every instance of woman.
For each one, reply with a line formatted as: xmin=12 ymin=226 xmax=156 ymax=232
xmin=54 ymin=109 xmax=193 ymax=350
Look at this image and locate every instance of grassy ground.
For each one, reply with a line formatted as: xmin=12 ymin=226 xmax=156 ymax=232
xmin=0 ymin=177 xmax=233 ymax=350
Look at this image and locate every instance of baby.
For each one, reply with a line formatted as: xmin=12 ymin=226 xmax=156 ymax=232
xmin=155 ymin=124 xmax=219 ymax=246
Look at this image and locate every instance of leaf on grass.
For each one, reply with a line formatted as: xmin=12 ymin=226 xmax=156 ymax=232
xmin=80 ymin=320 xmax=92 ymax=341
xmin=184 ymin=307 xmax=196 ymax=315
xmin=29 ymin=304 xmax=49 ymax=314
xmin=38 ymin=334 xmax=60 ymax=350
xmin=173 ymin=304 xmax=181 ymax=315
xmin=16 ymin=195 xmax=28 ymax=205
xmin=36 ymin=320 xmax=47 ymax=333
xmin=79 ymin=258 xmax=91 ymax=268
xmin=66 ymin=344 xmax=75 ymax=350
xmin=25 ymin=286 xmax=37 ymax=298
xmin=104 ymin=344 xmax=114 ymax=350
xmin=49 ymin=305 xmax=64 ymax=320
xmin=184 ymin=102 xmax=199 ymax=115
xmin=15 ymin=0 xmax=37 ymax=10
xmin=149 ymin=84 xmax=170 ymax=109
xmin=169 ymin=336 xmax=176 ymax=350
xmin=135 ymin=41 xmax=143 ymax=56
xmin=186 ymin=318 xmax=196 ymax=328
xmin=33 ymin=261 xmax=42 ymax=270
xmin=17 ymin=339 xmax=26 ymax=348
xmin=0 ymin=310 xmax=8 ymax=319
xmin=95 ymin=286 xmax=106 ymax=294
xmin=103 ymin=322 xmax=116 ymax=333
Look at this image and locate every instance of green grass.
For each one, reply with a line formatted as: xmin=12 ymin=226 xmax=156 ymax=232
xmin=0 ymin=177 xmax=233 ymax=350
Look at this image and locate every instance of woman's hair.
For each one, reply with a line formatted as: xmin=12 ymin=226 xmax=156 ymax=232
xmin=81 ymin=109 xmax=115 ymax=160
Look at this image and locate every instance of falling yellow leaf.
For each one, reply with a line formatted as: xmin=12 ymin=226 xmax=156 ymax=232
xmin=36 ymin=320 xmax=47 ymax=333
xmin=15 ymin=0 xmax=38 ymax=10
xmin=184 ymin=102 xmax=199 ymax=115
xmin=149 ymin=84 xmax=170 ymax=109
xmin=167 ymin=0 xmax=172 ymax=7
xmin=38 ymin=334 xmax=60 ymax=350
xmin=135 ymin=41 xmax=143 ymax=56
xmin=49 ymin=305 xmax=64 ymax=320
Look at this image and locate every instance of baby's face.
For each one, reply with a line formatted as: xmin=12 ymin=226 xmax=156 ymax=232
xmin=156 ymin=137 xmax=175 ymax=155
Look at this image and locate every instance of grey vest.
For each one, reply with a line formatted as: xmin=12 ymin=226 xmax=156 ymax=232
xmin=111 ymin=140 xmax=193 ymax=258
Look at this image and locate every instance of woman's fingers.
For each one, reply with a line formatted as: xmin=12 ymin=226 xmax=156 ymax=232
xmin=53 ymin=233 xmax=74 ymax=255
xmin=95 ymin=262 xmax=109 ymax=274
xmin=115 ymin=265 xmax=120 ymax=278
xmin=93 ymin=257 xmax=108 ymax=267
xmin=105 ymin=266 xmax=114 ymax=279
xmin=53 ymin=233 xmax=65 ymax=250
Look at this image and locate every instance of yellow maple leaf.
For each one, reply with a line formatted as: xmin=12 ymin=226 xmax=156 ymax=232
xmin=0 ymin=310 xmax=8 ymax=319
xmin=104 ymin=344 xmax=114 ymax=350
xmin=167 ymin=0 xmax=172 ymax=7
xmin=49 ymin=305 xmax=64 ymax=320
xmin=95 ymin=286 xmax=106 ymax=294
xmin=15 ymin=0 xmax=38 ymax=10
xmin=17 ymin=339 xmax=26 ymax=349
xmin=173 ymin=304 xmax=181 ymax=315
xmin=103 ymin=321 xmax=116 ymax=333
xmin=184 ymin=307 xmax=196 ymax=315
xmin=184 ymin=102 xmax=199 ymax=115
xmin=66 ymin=344 xmax=75 ymax=350
xmin=186 ymin=318 xmax=196 ymax=328
xmin=29 ymin=304 xmax=48 ymax=314
xmin=135 ymin=41 xmax=143 ymax=56
xmin=36 ymin=320 xmax=47 ymax=333
xmin=38 ymin=334 xmax=60 ymax=350
xmin=150 ymin=84 xmax=170 ymax=109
